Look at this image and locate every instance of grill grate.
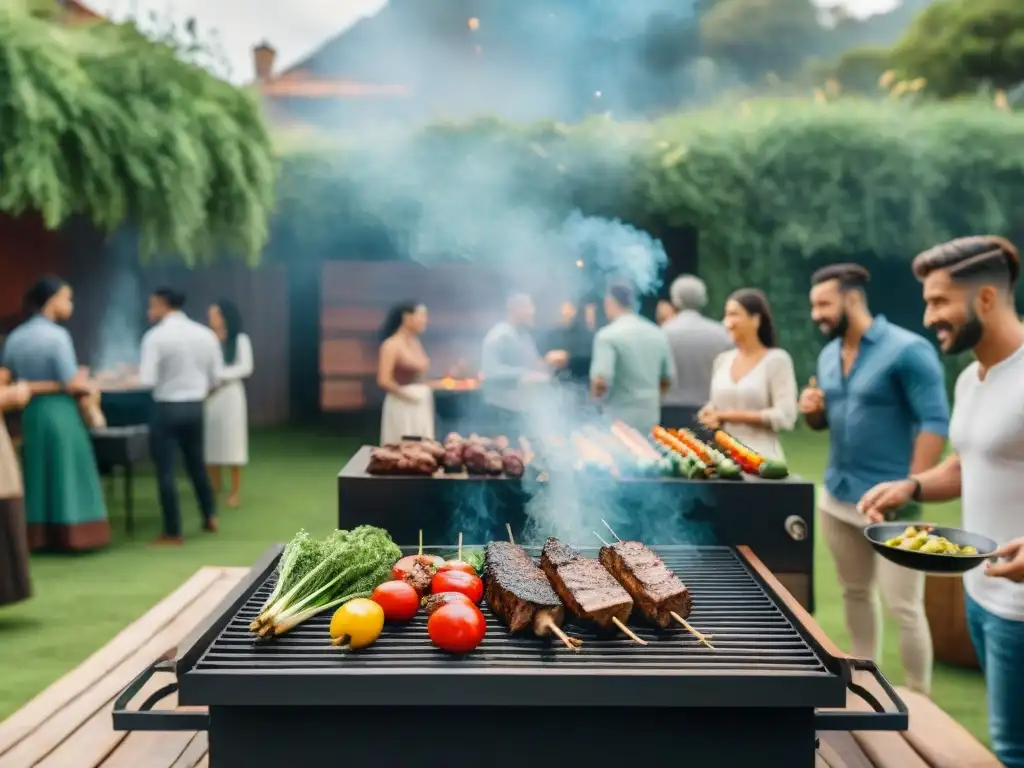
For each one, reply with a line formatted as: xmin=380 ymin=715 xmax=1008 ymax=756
xmin=192 ymin=546 xmax=828 ymax=675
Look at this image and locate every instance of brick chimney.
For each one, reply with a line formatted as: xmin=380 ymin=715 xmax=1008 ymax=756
xmin=253 ymin=41 xmax=276 ymax=82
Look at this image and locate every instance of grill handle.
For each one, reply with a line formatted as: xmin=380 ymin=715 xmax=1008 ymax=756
xmin=814 ymin=658 xmax=909 ymax=732
xmin=111 ymin=659 xmax=210 ymax=732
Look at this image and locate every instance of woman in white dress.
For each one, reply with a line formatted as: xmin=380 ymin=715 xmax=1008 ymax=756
xmin=698 ymin=288 xmax=798 ymax=460
xmin=378 ymin=302 xmax=434 ymax=444
xmin=205 ymin=300 xmax=253 ymax=507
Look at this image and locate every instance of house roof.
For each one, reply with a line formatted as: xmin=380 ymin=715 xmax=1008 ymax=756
xmin=256 ymin=70 xmax=409 ymax=99
xmin=64 ymin=0 xmax=103 ymax=21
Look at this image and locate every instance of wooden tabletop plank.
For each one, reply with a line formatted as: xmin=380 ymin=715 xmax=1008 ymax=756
xmin=167 ymin=734 xmax=208 ymax=768
xmin=0 ymin=568 xmax=224 ymax=757
xmin=4 ymin=569 xmax=244 ymax=768
xmin=894 ymin=687 xmax=1001 ymax=768
xmin=818 ymin=732 xmax=877 ymax=768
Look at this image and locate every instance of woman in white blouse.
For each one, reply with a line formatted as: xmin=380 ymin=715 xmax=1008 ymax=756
xmin=698 ymin=288 xmax=798 ymax=460
xmin=205 ymin=300 xmax=254 ymax=507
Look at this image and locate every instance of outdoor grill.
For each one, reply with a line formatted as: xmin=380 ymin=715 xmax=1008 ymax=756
xmin=338 ymin=446 xmax=817 ymax=610
xmin=113 ymin=544 xmax=905 ymax=767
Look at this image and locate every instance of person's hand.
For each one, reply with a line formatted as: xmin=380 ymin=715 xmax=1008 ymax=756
xmin=697 ymin=405 xmax=721 ymax=430
xmin=5 ymin=382 xmax=31 ymax=409
xmin=398 ymin=387 xmax=423 ymax=404
xmin=544 ymin=350 xmax=568 ymax=369
xmin=67 ymin=379 xmax=94 ymax=396
xmin=857 ymin=478 xmax=917 ymax=523
xmin=798 ymin=376 xmax=825 ymax=415
xmin=592 ymin=376 xmax=608 ymax=398
xmin=987 ymin=538 xmax=1024 ymax=582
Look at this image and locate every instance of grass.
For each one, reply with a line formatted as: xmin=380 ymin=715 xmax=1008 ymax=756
xmin=0 ymin=427 xmax=988 ymax=744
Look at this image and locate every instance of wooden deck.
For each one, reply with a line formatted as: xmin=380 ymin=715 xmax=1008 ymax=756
xmin=0 ymin=562 xmax=1003 ymax=768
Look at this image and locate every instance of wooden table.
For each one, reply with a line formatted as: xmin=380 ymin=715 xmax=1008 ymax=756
xmin=0 ymin=562 xmax=1000 ymax=768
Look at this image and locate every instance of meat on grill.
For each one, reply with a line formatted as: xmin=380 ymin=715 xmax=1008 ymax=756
xmin=367 ymin=445 xmax=438 ymax=476
xmin=421 ymin=591 xmax=471 ymax=615
xmin=599 ymin=541 xmax=692 ymax=627
xmin=501 ymin=450 xmax=525 ymax=478
xmin=484 ymin=541 xmax=566 ymax=637
xmin=539 ymin=538 xmax=633 ymax=628
xmin=403 ymin=560 xmax=435 ymax=595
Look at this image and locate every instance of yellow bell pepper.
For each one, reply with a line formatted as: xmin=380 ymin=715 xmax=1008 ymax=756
xmin=329 ymin=598 xmax=384 ymax=650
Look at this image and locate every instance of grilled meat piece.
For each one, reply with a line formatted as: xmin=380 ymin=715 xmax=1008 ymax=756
xmin=484 ymin=542 xmax=566 ymax=635
xmin=540 ymin=538 xmax=633 ymax=628
xmin=501 ymin=450 xmax=525 ymax=478
xmin=421 ymin=591 xmax=471 ymax=615
xmin=367 ymin=445 xmax=438 ymax=475
xmin=443 ymin=448 xmax=464 ymax=473
xmin=416 ymin=439 xmax=447 ymax=461
xmin=463 ymin=444 xmax=489 ymax=474
xmin=599 ymin=541 xmax=692 ymax=627
xmin=485 ymin=450 xmax=504 ymax=475
xmin=403 ymin=560 xmax=435 ymax=595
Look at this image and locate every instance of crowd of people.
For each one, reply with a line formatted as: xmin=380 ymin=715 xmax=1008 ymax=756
xmin=376 ymin=235 xmax=1024 ymax=765
xmin=0 ymin=280 xmax=255 ymax=608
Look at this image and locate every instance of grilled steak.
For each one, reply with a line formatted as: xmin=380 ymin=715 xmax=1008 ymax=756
xmin=484 ymin=542 xmax=566 ymax=635
xmin=599 ymin=541 xmax=692 ymax=627
xmin=540 ymin=538 xmax=633 ymax=628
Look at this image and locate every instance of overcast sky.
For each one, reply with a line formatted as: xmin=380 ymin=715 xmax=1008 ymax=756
xmin=91 ymin=0 xmax=901 ymax=83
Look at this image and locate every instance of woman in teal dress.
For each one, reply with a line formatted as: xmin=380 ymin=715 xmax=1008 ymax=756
xmin=1 ymin=276 xmax=110 ymax=551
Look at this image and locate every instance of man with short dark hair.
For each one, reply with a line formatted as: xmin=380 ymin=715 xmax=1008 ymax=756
xmin=590 ymin=281 xmax=675 ymax=433
xmin=139 ymin=287 xmax=222 ymax=545
xmin=799 ymin=263 xmax=948 ymax=695
xmin=661 ymin=275 xmax=732 ymax=427
xmin=860 ymin=236 xmax=1024 ymax=765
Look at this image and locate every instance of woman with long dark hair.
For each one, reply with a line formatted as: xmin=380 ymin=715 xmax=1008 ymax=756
xmin=698 ymin=288 xmax=797 ymax=460
xmin=377 ymin=301 xmax=433 ymax=444
xmin=1 ymin=276 xmax=109 ymax=551
xmin=205 ymin=300 xmax=253 ymax=507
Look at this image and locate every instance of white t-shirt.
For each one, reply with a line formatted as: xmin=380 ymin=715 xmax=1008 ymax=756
xmin=139 ymin=312 xmax=222 ymax=402
xmin=950 ymin=343 xmax=1024 ymax=621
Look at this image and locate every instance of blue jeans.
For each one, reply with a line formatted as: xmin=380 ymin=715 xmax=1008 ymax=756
xmin=966 ymin=594 xmax=1024 ymax=767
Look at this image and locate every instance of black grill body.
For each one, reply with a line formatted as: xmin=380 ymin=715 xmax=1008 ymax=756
xmin=338 ymin=445 xmax=817 ymax=609
xmin=114 ymin=545 xmax=905 ymax=768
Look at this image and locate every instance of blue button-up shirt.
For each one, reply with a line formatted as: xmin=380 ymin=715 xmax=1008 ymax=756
xmin=817 ymin=316 xmax=949 ymax=504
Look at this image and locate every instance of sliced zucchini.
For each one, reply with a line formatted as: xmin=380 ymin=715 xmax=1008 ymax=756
xmin=758 ymin=459 xmax=789 ymax=480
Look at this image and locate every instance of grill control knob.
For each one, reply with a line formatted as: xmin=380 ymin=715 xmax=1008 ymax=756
xmin=785 ymin=515 xmax=808 ymax=541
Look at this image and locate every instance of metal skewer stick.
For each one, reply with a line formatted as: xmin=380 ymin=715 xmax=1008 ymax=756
xmin=593 ymin=531 xmax=611 ymax=547
xmin=457 ymin=531 xmax=463 ymax=561
xmin=601 ymin=519 xmax=623 ymax=542
xmin=418 ymin=529 xmax=423 ymax=557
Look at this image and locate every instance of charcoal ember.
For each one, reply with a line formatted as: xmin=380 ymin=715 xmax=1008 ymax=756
xmin=501 ymin=451 xmax=525 ymax=478
xmin=463 ymin=443 xmax=489 ymax=474
xmin=443 ymin=448 xmax=464 ymax=473
xmin=493 ymin=435 xmax=510 ymax=451
xmin=485 ymin=451 xmax=503 ymax=475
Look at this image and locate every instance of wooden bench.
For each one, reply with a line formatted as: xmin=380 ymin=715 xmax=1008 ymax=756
xmin=0 ymin=562 xmax=1001 ymax=768
xmin=0 ymin=566 xmax=247 ymax=768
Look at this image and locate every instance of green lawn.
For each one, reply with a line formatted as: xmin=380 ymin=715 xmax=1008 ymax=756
xmin=0 ymin=428 xmax=988 ymax=744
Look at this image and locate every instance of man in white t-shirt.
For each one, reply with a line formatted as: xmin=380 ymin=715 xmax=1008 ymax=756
xmin=859 ymin=235 xmax=1024 ymax=767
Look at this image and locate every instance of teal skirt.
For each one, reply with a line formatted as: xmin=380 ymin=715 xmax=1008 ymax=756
xmin=22 ymin=395 xmax=110 ymax=552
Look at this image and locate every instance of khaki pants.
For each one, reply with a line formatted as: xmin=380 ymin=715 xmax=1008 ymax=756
xmin=818 ymin=489 xmax=933 ymax=695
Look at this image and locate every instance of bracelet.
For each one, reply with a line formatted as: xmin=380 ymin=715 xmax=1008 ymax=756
xmin=909 ymin=477 xmax=923 ymax=502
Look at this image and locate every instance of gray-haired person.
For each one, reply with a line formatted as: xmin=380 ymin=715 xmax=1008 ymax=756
xmin=660 ymin=275 xmax=733 ymax=428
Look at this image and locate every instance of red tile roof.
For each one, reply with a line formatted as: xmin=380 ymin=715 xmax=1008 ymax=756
xmin=256 ymin=70 xmax=409 ymax=100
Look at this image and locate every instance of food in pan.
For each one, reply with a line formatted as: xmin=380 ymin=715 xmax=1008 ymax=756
xmin=428 ymin=601 xmax=487 ymax=653
xmin=330 ymin=598 xmax=385 ymax=650
xmin=714 ymin=430 xmax=789 ymax=479
xmin=250 ymin=526 xmax=400 ymax=639
xmin=598 ymin=540 xmax=693 ymax=627
xmin=483 ymin=541 xmax=580 ymax=649
xmin=371 ymin=580 xmax=421 ymax=622
xmin=422 ymin=591 xmax=474 ymax=615
xmin=884 ymin=526 xmax=979 ymax=556
xmin=539 ymin=538 xmax=634 ymax=629
xmin=431 ymin=569 xmax=483 ymax=603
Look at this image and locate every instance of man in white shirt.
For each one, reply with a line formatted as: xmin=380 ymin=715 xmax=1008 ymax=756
xmin=139 ymin=288 xmax=222 ymax=545
xmin=859 ymin=235 xmax=1024 ymax=767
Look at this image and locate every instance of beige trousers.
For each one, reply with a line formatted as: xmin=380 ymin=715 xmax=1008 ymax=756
xmin=818 ymin=489 xmax=933 ymax=695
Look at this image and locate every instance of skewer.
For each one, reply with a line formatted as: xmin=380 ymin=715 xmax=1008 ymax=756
xmin=611 ymin=617 xmax=648 ymax=645
xmin=506 ymin=522 xmax=515 ymax=544
xmin=671 ymin=611 xmax=715 ymax=649
xmin=457 ymin=532 xmax=463 ymax=561
xmin=537 ymin=614 xmax=584 ymax=651
xmin=601 ymin=519 xmax=622 ymax=542
xmin=418 ymin=529 xmax=423 ymax=557
xmin=593 ymin=531 xmax=611 ymax=547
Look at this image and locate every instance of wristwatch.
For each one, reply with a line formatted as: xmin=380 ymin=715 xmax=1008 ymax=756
xmin=908 ymin=477 xmax=922 ymax=502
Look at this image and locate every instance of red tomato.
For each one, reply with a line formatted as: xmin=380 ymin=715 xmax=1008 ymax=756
xmin=428 ymin=602 xmax=486 ymax=654
xmin=437 ymin=559 xmax=476 ymax=576
xmin=430 ymin=570 xmax=483 ymax=603
xmin=391 ymin=554 xmax=444 ymax=580
xmin=371 ymin=580 xmax=420 ymax=622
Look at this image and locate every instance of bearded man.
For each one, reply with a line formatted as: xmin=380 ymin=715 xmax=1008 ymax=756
xmin=798 ymin=263 xmax=949 ymax=695
xmin=859 ymin=237 xmax=1024 ymax=766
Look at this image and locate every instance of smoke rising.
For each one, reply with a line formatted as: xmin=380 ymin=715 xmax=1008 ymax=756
xmin=92 ymin=238 xmax=143 ymax=372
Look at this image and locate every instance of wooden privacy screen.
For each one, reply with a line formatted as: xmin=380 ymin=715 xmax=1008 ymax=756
xmin=320 ymin=261 xmax=565 ymax=411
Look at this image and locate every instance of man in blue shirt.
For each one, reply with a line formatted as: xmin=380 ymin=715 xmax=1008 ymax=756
xmin=798 ymin=263 xmax=949 ymax=695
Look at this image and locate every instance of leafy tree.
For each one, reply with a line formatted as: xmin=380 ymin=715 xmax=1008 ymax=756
xmin=699 ymin=0 xmax=822 ymax=80
xmin=891 ymin=0 xmax=1024 ymax=96
xmin=828 ymin=46 xmax=892 ymax=94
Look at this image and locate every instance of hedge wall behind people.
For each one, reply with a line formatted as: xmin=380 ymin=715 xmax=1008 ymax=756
xmin=272 ymin=99 xmax=1024 ymax=383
